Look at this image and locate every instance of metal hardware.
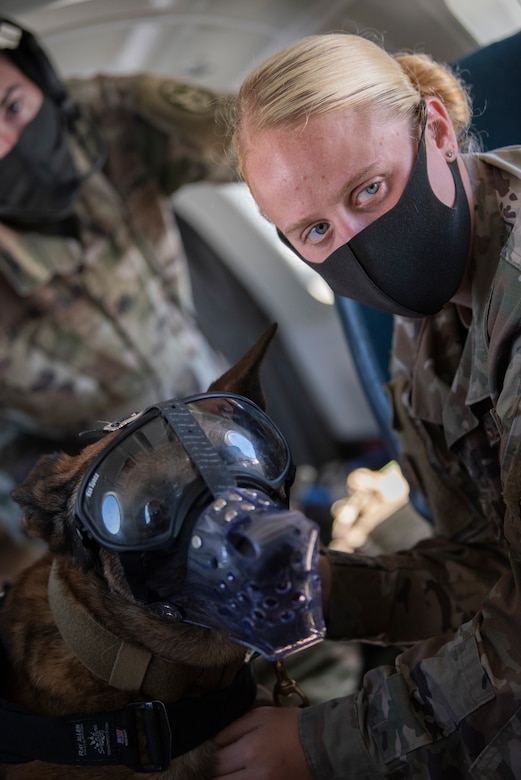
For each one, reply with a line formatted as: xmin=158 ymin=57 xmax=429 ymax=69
xmin=272 ymin=660 xmax=310 ymax=708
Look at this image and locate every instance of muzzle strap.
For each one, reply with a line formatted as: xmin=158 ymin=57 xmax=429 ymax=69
xmin=48 ymin=561 xmax=204 ymax=699
xmin=108 ymin=642 xmax=152 ymax=691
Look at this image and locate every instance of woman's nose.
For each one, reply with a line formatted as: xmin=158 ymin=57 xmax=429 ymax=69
xmin=335 ymin=212 xmax=366 ymax=245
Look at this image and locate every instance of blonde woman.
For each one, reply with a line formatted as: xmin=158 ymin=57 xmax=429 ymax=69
xmin=213 ymin=33 xmax=521 ymax=779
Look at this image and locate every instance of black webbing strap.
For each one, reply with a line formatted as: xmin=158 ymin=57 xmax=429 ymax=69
xmin=159 ymin=402 xmax=236 ymax=497
xmin=0 ymin=662 xmax=256 ymax=772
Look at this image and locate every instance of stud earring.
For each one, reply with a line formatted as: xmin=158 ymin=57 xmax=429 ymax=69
xmin=446 ymin=150 xmax=455 ymax=159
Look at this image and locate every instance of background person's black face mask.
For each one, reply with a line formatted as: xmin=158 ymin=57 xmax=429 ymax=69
xmin=0 ymin=95 xmax=83 ymax=226
xmin=278 ymin=119 xmax=471 ymax=318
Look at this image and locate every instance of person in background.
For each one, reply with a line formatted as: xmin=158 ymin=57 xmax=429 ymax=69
xmin=212 ymin=32 xmax=521 ymax=778
xmin=0 ymin=17 xmax=233 ymax=547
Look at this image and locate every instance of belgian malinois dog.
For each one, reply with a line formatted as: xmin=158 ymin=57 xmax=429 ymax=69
xmin=0 ymin=325 xmax=316 ymax=779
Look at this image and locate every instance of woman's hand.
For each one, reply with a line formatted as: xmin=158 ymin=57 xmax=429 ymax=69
xmin=213 ymin=706 xmax=314 ymax=779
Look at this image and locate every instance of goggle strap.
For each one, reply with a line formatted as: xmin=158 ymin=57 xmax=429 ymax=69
xmin=159 ymin=402 xmax=236 ymax=497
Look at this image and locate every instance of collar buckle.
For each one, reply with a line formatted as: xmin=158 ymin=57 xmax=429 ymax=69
xmin=129 ymin=700 xmax=172 ymax=772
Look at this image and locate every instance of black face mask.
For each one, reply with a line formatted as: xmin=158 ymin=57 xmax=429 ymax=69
xmin=278 ymin=120 xmax=471 ymax=318
xmin=0 ymin=95 xmax=103 ymax=227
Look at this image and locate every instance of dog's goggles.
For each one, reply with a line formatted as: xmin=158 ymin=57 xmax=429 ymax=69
xmin=75 ymin=393 xmax=325 ymax=659
xmin=76 ymin=393 xmax=293 ymax=552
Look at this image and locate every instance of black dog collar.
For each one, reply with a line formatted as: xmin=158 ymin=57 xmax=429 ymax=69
xmin=0 ymin=660 xmax=256 ymax=772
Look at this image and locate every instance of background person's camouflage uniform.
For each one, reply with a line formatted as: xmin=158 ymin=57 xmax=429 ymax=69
xmin=0 ymin=73 xmax=233 ymax=539
xmin=299 ymin=147 xmax=521 ymax=777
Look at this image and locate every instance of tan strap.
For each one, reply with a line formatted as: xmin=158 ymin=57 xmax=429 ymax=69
xmin=48 ymin=561 xmax=245 ymax=699
xmin=48 ymin=561 xmax=153 ymax=692
xmin=108 ymin=641 xmax=152 ymax=690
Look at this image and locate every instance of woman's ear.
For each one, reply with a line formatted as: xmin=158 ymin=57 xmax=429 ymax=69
xmin=423 ymin=95 xmax=460 ymax=207
xmin=424 ymin=95 xmax=458 ymax=156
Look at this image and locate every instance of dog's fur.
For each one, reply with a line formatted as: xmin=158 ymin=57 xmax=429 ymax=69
xmin=0 ymin=325 xmax=280 ymax=779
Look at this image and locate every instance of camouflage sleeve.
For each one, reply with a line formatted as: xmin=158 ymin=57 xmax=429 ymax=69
xmin=298 ymin=602 xmax=520 ymax=779
xmin=302 ymin=438 xmax=521 ymax=777
xmin=323 ymin=535 xmax=507 ymax=645
xmin=324 ymin=309 xmax=509 ymax=645
xmin=66 ymin=73 xmax=236 ymax=191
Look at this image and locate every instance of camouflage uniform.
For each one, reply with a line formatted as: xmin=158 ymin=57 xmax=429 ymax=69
xmin=0 ymin=74 xmax=233 ymax=530
xmin=300 ymin=148 xmax=521 ymax=777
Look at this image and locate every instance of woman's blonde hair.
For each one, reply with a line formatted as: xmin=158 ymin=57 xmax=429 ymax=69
xmin=229 ymin=33 xmax=472 ymax=174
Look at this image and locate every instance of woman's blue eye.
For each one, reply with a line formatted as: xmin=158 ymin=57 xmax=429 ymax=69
xmin=358 ymin=182 xmax=380 ymax=204
xmin=308 ymin=222 xmax=329 ymax=242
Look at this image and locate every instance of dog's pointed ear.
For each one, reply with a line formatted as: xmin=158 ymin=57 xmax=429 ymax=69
xmin=207 ymin=323 xmax=277 ymax=409
xmin=11 ymin=438 xmax=109 ymax=556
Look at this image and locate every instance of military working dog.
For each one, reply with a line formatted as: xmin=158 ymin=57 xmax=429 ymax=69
xmin=0 ymin=325 xmax=324 ymax=779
